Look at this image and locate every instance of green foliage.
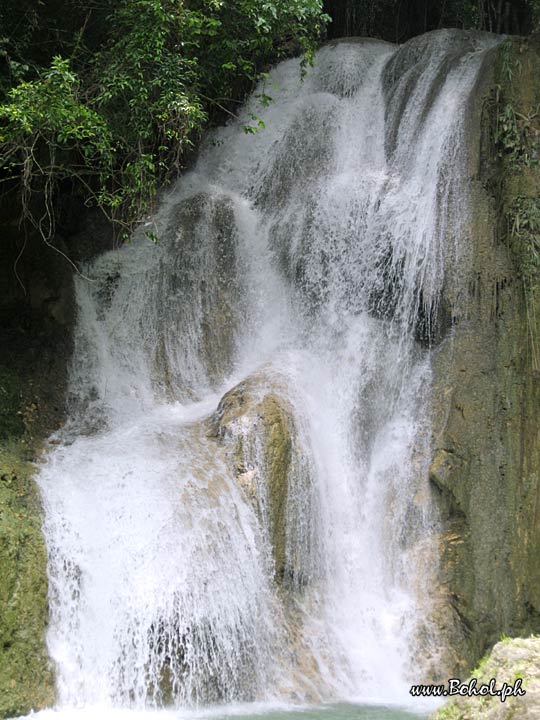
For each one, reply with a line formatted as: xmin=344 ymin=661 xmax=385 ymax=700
xmin=495 ymin=102 xmax=520 ymax=157
xmin=0 ymin=0 xmax=328 ymax=239
xmin=89 ymin=0 xmax=208 ymax=223
xmin=184 ymin=0 xmax=327 ymax=91
xmin=528 ymin=0 xmax=540 ymax=27
xmin=508 ymin=196 xmax=540 ymax=277
xmin=0 ymin=57 xmax=114 ymax=238
xmin=507 ymin=195 xmax=540 ymax=369
xmin=493 ymin=43 xmax=540 ymax=170
xmin=471 ymin=651 xmax=490 ymax=679
xmin=433 ymin=704 xmax=462 ymax=720
xmin=500 ymin=40 xmax=520 ymax=84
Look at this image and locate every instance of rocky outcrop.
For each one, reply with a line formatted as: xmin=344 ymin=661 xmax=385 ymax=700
xmin=429 ymin=36 xmax=540 ymax=675
xmin=211 ymin=374 xmax=313 ymax=588
xmin=156 ymin=192 xmax=242 ymax=392
xmin=209 ymin=374 xmax=326 ymax=700
xmin=0 ymin=200 xmax=114 ymax=717
xmin=432 ymin=636 xmax=540 ymax=719
xmin=0 ymin=242 xmax=69 ymax=717
xmin=0 ymin=361 xmax=66 ymax=718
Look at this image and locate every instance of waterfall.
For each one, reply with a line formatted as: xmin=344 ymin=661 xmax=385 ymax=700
xmin=35 ymin=29 xmax=497 ymax=718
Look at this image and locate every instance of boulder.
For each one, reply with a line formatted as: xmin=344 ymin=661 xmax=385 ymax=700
xmin=432 ymin=636 xmax=540 ymax=720
xmin=211 ymin=373 xmax=313 ymax=589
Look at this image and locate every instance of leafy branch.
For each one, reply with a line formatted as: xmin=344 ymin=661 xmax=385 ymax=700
xmin=0 ymin=0 xmax=329 ymax=243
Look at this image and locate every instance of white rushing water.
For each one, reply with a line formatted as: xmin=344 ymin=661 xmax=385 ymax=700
xmin=33 ymin=29 xmax=498 ymax=720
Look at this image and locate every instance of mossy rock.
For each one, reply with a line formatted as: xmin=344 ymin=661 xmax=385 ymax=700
xmin=211 ymin=375 xmax=300 ymax=586
xmin=431 ymin=636 xmax=540 ymax=719
xmin=0 ymin=444 xmax=55 ymax=718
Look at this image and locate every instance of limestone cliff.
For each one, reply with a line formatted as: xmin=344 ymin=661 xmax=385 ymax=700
xmin=430 ymin=35 xmax=540 ymax=675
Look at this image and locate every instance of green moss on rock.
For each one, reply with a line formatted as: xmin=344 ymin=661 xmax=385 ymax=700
xmin=429 ymin=35 xmax=540 ymax=678
xmin=0 ymin=444 xmax=55 ymax=719
xmin=432 ymin=636 xmax=540 ymax=719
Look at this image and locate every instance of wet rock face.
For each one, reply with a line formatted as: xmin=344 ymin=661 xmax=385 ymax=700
xmin=207 ymin=375 xmax=327 ymax=701
xmin=211 ymin=375 xmax=313 ymax=589
xmin=0 ymin=199 xmax=113 ymax=718
xmin=431 ymin=637 xmax=540 ymax=720
xmin=0 ymin=303 xmax=71 ymax=718
xmin=429 ymin=36 xmax=540 ymax=677
xmin=383 ymin=30 xmax=492 ymax=162
xmin=155 ymin=192 xmax=242 ymax=396
xmin=0 ymin=262 xmax=67 ymax=717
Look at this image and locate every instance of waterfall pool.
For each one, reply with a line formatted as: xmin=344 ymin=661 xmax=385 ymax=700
xmin=16 ymin=702 xmax=431 ymax=720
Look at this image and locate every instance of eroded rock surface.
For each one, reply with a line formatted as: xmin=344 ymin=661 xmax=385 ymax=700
xmin=428 ymin=37 xmax=540 ymax=675
xmin=211 ymin=373 xmax=314 ymax=588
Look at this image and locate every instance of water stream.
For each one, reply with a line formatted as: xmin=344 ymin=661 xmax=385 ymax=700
xmin=27 ymin=29 xmax=498 ymax=720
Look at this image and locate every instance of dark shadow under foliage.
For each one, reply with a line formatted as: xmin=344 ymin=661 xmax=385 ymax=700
xmin=324 ymin=0 xmax=539 ymax=41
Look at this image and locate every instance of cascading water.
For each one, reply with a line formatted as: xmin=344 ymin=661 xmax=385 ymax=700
xmin=31 ymin=29 xmax=498 ymax=720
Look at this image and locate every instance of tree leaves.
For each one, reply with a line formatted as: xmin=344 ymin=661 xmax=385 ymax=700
xmin=0 ymin=0 xmax=328 ymax=240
